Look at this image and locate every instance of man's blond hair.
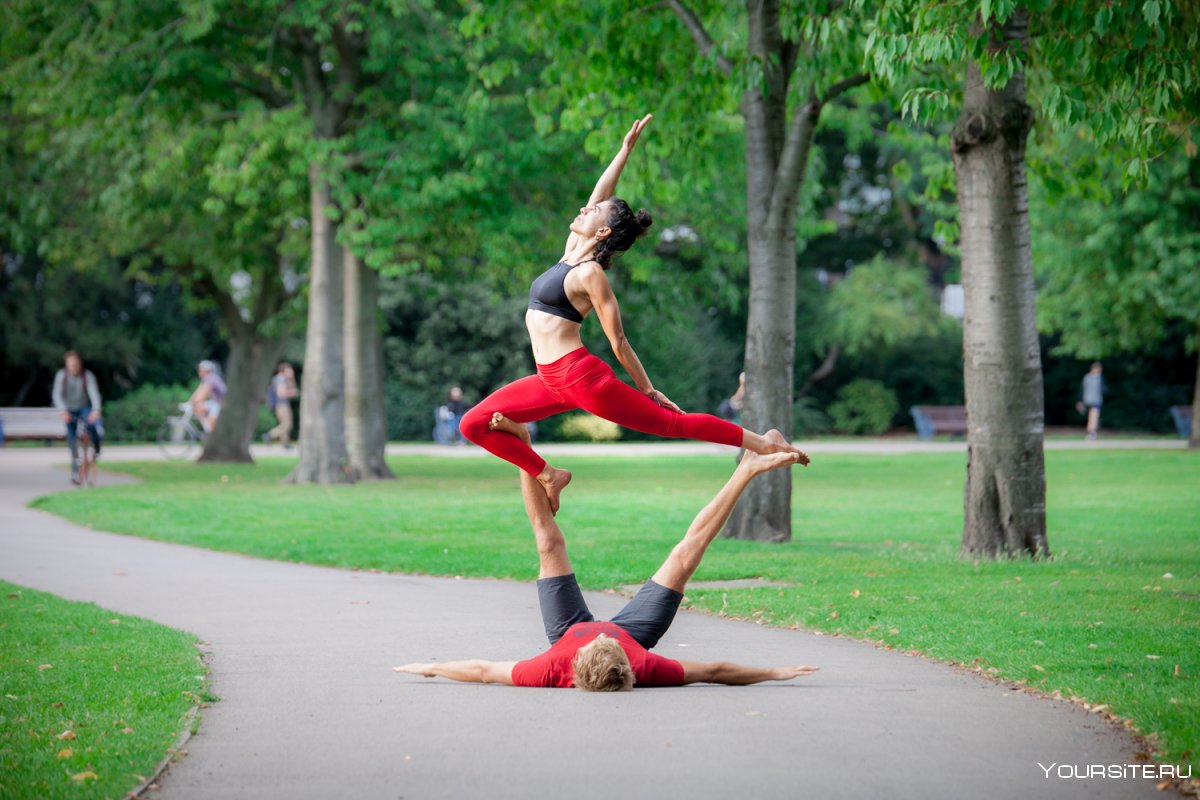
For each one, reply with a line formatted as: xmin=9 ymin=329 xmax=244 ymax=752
xmin=571 ymin=634 xmax=634 ymax=692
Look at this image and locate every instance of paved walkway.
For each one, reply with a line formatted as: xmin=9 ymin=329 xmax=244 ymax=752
xmin=0 ymin=449 xmax=1168 ymax=800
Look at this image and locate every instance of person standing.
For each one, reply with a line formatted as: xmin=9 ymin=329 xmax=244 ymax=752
xmin=718 ymin=372 xmax=746 ymax=423
xmin=52 ymin=350 xmax=103 ymax=482
xmin=265 ymin=362 xmax=298 ymax=447
xmin=435 ymin=387 xmax=470 ymax=446
xmin=1079 ymin=362 xmax=1105 ymax=441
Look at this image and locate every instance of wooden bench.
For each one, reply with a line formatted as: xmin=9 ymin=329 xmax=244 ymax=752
xmin=910 ymin=405 xmax=967 ymax=440
xmin=1170 ymin=406 xmax=1193 ymax=439
xmin=0 ymin=407 xmax=68 ymax=446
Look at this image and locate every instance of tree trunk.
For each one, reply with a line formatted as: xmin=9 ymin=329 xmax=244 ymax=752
xmin=288 ymin=167 xmax=352 ymax=484
xmin=199 ymin=327 xmax=283 ymax=463
xmin=724 ymin=231 xmax=797 ymax=541
xmin=1190 ymin=323 xmax=1199 ymax=450
xmin=954 ymin=10 xmax=1049 ymax=558
xmin=343 ymin=247 xmax=394 ymax=479
xmin=723 ymin=0 xmax=801 ymax=542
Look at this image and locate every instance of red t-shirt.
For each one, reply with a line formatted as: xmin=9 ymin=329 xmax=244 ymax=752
xmin=511 ymin=621 xmax=685 ymax=688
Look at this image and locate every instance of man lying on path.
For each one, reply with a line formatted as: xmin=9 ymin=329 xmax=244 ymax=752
xmin=394 ymin=414 xmax=818 ymax=691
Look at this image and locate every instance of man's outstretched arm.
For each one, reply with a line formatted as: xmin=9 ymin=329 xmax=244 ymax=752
xmin=394 ymin=660 xmax=516 ymax=685
xmin=678 ymin=660 xmax=819 ymax=686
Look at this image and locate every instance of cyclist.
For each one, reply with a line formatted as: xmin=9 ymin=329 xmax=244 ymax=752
xmin=190 ymin=360 xmax=226 ymax=434
xmin=52 ymin=350 xmax=103 ymax=483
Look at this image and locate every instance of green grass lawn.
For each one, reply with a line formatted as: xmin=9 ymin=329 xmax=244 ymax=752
xmin=0 ymin=582 xmax=208 ymax=799
xmin=32 ymin=450 xmax=1199 ymax=770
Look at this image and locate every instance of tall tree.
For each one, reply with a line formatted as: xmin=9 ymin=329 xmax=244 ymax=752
xmin=866 ymin=0 xmax=1197 ymax=556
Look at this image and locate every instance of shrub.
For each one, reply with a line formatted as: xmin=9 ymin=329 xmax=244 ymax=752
xmin=827 ymin=379 xmax=899 ymax=435
xmin=792 ymin=396 xmax=832 ymax=437
xmin=558 ymin=413 xmax=621 ymax=442
xmin=104 ymin=384 xmax=191 ymax=442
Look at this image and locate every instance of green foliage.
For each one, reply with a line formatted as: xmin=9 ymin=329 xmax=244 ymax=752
xmin=824 ymin=257 xmax=943 ymax=356
xmin=1033 ymin=146 xmax=1200 ymax=358
xmin=0 ymin=581 xmax=204 ymax=800
xmin=827 ymin=379 xmax=900 ymax=434
xmin=558 ymin=413 xmax=621 ymax=442
xmin=865 ymin=0 xmax=1199 ymax=177
xmin=792 ymin=396 xmax=832 ymax=437
xmin=103 ymin=385 xmax=191 ymax=442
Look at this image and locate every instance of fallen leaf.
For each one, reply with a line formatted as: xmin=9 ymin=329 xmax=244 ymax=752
xmin=829 ymin=610 xmax=839 ymax=619
xmin=109 ymin=619 xmax=120 ymax=625
xmin=888 ymin=628 xmax=900 ymax=635
xmin=57 ymin=731 xmax=76 ymax=740
xmin=52 ymin=702 xmax=63 ymax=708
xmin=4 ymin=694 xmax=17 ymax=700
xmin=57 ymin=749 xmax=73 ymax=758
xmin=120 ymin=727 xmax=134 ymax=735
xmin=6 ymin=593 xmax=19 ymax=599
xmin=37 ymin=664 xmax=52 ymax=671
xmin=1147 ymin=654 xmax=1161 ymax=660
xmin=1031 ymin=664 xmax=1045 ymax=672
xmin=70 ymin=771 xmax=97 ymax=782
xmin=112 ymin=665 xmax=119 ymax=671
xmin=850 ymin=589 xmax=861 ymax=598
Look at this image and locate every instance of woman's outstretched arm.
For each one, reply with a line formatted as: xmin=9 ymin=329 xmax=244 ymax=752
xmin=580 ymin=266 xmax=682 ymax=412
xmin=587 ymin=114 xmax=652 ymax=205
xmin=394 ymin=660 xmax=516 ymax=685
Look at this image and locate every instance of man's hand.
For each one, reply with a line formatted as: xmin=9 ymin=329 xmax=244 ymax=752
xmin=60 ymin=411 xmax=72 ymax=423
xmin=772 ymin=665 xmax=820 ymax=680
xmin=622 ymin=114 xmax=653 ymax=152
xmin=393 ymin=663 xmax=437 ymax=678
xmin=647 ymin=388 xmax=682 ymax=413
xmin=87 ymin=410 xmax=100 ymax=424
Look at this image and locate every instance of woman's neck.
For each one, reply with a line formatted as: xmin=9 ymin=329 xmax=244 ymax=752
xmin=563 ymin=238 xmax=598 ymax=265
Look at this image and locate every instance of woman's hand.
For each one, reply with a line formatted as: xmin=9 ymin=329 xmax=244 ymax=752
xmin=622 ymin=114 xmax=653 ymax=152
xmin=647 ymin=388 xmax=682 ymax=413
xmin=393 ymin=663 xmax=436 ymax=678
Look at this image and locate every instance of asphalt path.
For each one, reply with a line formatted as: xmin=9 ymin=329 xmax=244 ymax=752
xmin=0 ymin=448 xmax=1169 ymax=800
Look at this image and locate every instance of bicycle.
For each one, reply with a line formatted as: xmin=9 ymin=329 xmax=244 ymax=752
xmin=157 ymin=402 xmax=206 ymax=460
xmin=72 ymin=416 xmax=98 ymax=487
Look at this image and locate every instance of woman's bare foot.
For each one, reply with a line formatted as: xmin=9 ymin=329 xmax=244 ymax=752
xmin=536 ymin=465 xmax=572 ymax=515
xmin=490 ymin=412 xmax=570 ymax=513
xmin=742 ymin=428 xmax=810 ymax=466
xmin=489 ymin=412 xmax=531 ymax=445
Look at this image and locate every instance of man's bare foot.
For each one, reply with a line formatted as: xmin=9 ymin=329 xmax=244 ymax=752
xmin=489 ymin=412 xmax=531 ymax=445
xmin=743 ymin=428 xmax=810 ymax=466
xmin=536 ymin=465 xmax=572 ymax=515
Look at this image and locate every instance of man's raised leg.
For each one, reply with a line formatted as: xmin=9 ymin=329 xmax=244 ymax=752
xmin=490 ymin=413 xmax=593 ymax=643
xmin=652 ymin=432 xmax=801 ymax=593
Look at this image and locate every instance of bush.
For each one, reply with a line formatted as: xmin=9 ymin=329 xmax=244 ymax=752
xmin=558 ymin=413 xmax=621 ymax=442
xmin=827 ymin=379 xmax=899 ymax=435
xmin=104 ymin=384 xmax=190 ymax=442
xmin=792 ymin=396 xmax=832 ymax=437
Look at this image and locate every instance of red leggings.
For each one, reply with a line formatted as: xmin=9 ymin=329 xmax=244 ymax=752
xmin=461 ymin=347 xmax=744 ymax=476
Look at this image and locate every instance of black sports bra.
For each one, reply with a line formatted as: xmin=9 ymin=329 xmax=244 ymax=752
xmin=528 ymin=260 xmax=594 ymax=324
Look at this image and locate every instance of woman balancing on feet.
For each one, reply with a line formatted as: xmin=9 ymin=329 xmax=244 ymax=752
xmin=460 ymin=114 xmax=808 ymax=513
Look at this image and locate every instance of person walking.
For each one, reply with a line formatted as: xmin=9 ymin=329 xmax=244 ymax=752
xmin=265 ymin=362 xmax=298 ymax=447
xmin=1079 ymin=362 xmax=1105 ymax=441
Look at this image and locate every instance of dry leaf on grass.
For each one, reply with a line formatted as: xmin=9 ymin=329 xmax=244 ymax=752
xmin=70 ymin=771 xmax=97 ymax=782
xmin=56 ymin=730 xmax=76 ymax=740
xmin=37 ymin=664 xmax=52 ymax=671
xmin=57 ymin=749 xmax=73 ymax=759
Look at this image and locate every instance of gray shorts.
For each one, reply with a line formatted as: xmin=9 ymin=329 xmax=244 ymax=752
xmin=536 ymin=573 xmax=683 ymax=650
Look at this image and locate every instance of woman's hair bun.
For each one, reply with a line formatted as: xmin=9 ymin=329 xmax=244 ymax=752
xmin=634 ymin=209 xmax=653 ymax=236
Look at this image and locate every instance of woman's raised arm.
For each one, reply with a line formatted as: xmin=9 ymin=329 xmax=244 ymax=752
xmin=587 ymin=114 xmax=652 ymax=205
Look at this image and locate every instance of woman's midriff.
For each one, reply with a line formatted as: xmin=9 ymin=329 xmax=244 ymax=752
xmin=526 ymin=309 xmax=586 ymax=365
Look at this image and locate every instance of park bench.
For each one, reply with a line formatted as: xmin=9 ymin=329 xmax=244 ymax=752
xmin=0 ymin=407 xmax=68 ymax=446
xmin=1170 ymin=406 xmax=1193 ymax=439
xmin=910 ymin=405 xmax=967 ymax=440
